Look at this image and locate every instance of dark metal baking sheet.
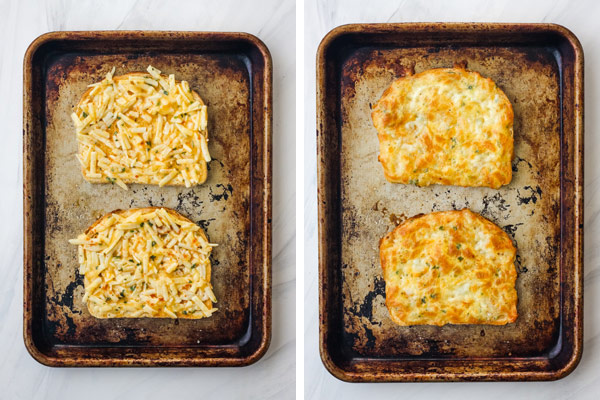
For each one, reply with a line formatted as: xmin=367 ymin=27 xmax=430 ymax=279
xmin=23 ymin=31 xmax=272 ymax=367
xmin=317 ymin=23 xmax=583 ymax=381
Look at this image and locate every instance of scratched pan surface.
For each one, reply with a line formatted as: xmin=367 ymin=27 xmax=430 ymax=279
xmin=317 ymin=23 xmax=583 ymax=381
xmin=23 ymin=31 xmax=272 ymax=366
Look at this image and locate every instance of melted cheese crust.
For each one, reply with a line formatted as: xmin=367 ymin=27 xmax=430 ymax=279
xmin=69 ymin=207 xmax=217 ymax=319
xmin=71 ymin=66 xmax=211 ymax=190
xmin=380 ymin=209 xmax=517 ymax=326
xmin=372 ymin=68 xmax=514 ymax=189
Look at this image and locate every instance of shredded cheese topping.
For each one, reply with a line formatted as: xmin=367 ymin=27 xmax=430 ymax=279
xmin=71 ymin=66 xmax=211 ymax=190
xmin=69 ymin=207 xmax=218 ymax=319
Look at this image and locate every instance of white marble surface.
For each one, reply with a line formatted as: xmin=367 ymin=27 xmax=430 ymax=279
xmin=305 ymin=0 xmax=598 ymax=398
xmin=0 ymin=0 xmax=295 ymax=398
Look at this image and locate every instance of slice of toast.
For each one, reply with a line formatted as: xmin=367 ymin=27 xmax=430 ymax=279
xmin=372 ymin=67 xmax=514 ymax=189
xmin=71 ymin=66 xmax=211 ymax=189
xmin=69 ymin=207 xmax=217 ymax=319
xmin=380 ymin=209 xmax=518 ymax=326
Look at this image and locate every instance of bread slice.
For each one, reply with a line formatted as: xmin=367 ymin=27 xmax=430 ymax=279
xmin=372 ymin=67 xmax=513 ymax=189
xmin=71 ymin=66 xmax=211 ymax=189
xmin=69 ymin=207 xmax=217 ymax=319
xmin=379 ymin=209 xmax=518 ymax=326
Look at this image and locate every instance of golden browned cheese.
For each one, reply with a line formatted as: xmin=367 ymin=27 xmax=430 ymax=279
xmin=69 ymin=207 xmax=217 ymax=319
xmin=379 ymin=209 xmax=518 ymax=326
xmin=372 ymin=68 xmax=514 ymax=189
xmin=71 ymin=66 xmax=211 ymax=190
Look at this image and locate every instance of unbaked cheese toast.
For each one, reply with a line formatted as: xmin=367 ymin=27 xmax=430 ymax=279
xmin=71 ymin=66 xmax=211 ymax=189
xmin=372 ymin=67 xmax=514 ymax=189
xmin=379 ymin=209 xmax=518 ymax=326
xmin=69 ymin=207 xmax=217 ymax=319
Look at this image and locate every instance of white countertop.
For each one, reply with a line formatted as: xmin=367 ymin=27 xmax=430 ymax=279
xmin=0 ymin=0 xmax=295 ymax=398
xmin=304 ymin=0 xmax=598 ymax=398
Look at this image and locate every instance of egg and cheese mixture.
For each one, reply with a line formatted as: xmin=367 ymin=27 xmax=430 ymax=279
xmin=371 ymin=67 xmax=514 ymax=189
xmin=69 ymin=207 xmax=217 ymax=319
xmin=379 ymin=209 xmax=518 ymax=326
xmin=71 ymin=66 xmax=211 ymax=189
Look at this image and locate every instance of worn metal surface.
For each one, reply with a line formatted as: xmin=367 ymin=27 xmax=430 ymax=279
xmin=24 ymin=31 xmax=272 ymax=367
xmin=317 ymin=23 xmax=583 ymax=381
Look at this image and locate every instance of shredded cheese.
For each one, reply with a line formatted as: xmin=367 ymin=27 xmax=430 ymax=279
xmin=69 ymin=207 xmax=218 ymax=319
xmin=72 ymin=66 xmax=211 ymax=189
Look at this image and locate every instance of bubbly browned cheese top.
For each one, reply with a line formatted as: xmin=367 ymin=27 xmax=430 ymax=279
xmin=372 ymin=68 xmax=514 ymax=189
xmin=380 ymin=209 xmax=518 ymax=326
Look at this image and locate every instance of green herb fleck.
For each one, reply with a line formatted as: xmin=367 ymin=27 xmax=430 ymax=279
xmin=439 ymin=226 xmax=444 ymax=230
xmin=151 ymin=240 xmax=156 ymax=247
xmin=456 ymin=243 xmax=462 ymax=250
xmin=116 ymin=116 xmax=121 ymax=120
xmin=432 ymin=265 xmax=440 ymax=270
xmin=150 ymin=255 xmax=156 ymax=261
xmin=458 ymin=256 xmax=464 ymax=261
xmin=119 ymin=290 xmax=125 ymax=298
xmin=163 ymin=90 xmax=168 ymax=95
xmin=147 ymin=221 xmax=153 ymax=227
xmin=106 ymin=177 xmax=116 ymax=184
xmin=82 ymin=111 xmax=88 ymax=118
xmin=191 ymin=263 xmax=197 ymax=269
xmin=467 ymin=84 xmax=473 ymax=90
xmin=122 ymin=167 xmax=126 ymax=172
xmin=140 ymin=222 xmax=145 ymax=227
xmin=146 ymin=140 xmax=152 ymax=147
xmin=130 ymin=284 xmax=136 ymax=292
xmin=430 ymin=293 xmax=437 ymax=299
xmin=421 ymin=297 xmax=427 ymax=304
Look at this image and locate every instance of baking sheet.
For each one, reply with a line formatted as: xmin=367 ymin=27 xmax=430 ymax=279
xmin=24 ymin=31 xmax=272 ymax=366
xmin=317 ymin=23 xmax=583 ymax=381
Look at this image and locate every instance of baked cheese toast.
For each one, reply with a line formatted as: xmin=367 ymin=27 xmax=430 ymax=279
xmin=372 ymin=67 xmax=514 ymax=189
xmin=69 ymin=207 xmax=217 ymax=319
xmin=379 ymin=209 xmax=518 ymax=326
